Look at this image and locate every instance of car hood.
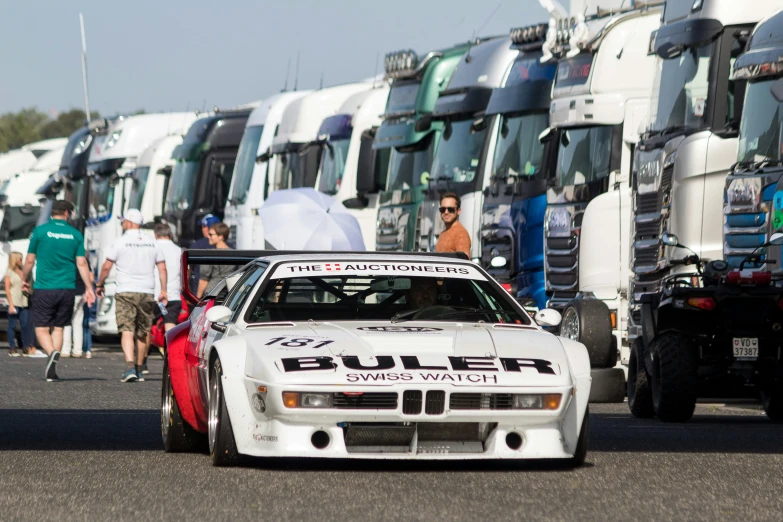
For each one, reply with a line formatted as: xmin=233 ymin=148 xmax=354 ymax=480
xmin=242 ymin=321 xmax=572 ymax=387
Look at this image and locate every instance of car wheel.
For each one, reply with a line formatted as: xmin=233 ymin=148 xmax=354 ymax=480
xmin=161 ymin=359 xmax=206 ymax=452
xmin=650 ymin=332 xmax=697 ymax=422
xmin=627 ymin=338 xmax=654 ymax=418
xmin=761 ymin=382 xmax=783 ymax=422
xmin=570 ymin=407 xmax=589 ymax=467
xmin=209 ymin=357 xmax=240 ymax=466
xmin=560 ymin=300 xmax=615 ymax=368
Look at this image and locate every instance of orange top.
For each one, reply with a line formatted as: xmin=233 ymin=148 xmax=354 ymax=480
xmin=435 ymin=220 xmax=471 ymax=257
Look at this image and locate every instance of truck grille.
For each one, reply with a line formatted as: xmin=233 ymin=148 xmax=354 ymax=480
xmin=634 ymin=247 xmax=659 ymax=268
xmin=634 ymin=220 xmax=660 ymax=240
xmin=450 ymin=393 xmax=514 ymax=410
xmin=425 ymin=390 xmax=445 ymax=415
xmin=635 ymin=192 xmax=659 ymax=214
xmin=333 ymin=392 xmax=398 ymax=409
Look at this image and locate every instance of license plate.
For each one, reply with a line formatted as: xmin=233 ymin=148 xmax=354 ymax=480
xmin=733 ymin=338 xmax=759 ymax=360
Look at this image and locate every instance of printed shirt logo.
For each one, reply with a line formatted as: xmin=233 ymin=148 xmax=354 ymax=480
xmin=47 ymin=231 xmax=75 ymax=240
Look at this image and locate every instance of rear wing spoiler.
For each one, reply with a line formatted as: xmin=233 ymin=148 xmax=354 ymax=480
xmin=180 ymin=249 xmax=469 ymax=305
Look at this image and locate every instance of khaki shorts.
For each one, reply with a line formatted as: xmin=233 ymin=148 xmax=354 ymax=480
xmin=115 ymin=292 xmax=155 ymax=340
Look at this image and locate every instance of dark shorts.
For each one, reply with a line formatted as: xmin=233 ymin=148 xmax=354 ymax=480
xmin=31 ymin=289 xmax=77 ymax=328
xmin=154 ymin=300 xmax=182 ymax=323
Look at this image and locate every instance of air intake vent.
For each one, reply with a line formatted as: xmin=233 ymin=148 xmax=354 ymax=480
xmin=333 ymin=393 xmax=398 ymax=410
xmin=450 ymin=393 xmax=514 ymax=410
xmin=402 ymin=390 xmax=423 ymax=415
xmin=425 ymin=390 xmax=446 ymax=415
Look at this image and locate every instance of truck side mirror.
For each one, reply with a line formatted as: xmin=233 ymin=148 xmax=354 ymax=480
xmin=356 ymin=129 xmax=378 ymax=195
xmin=539 ymin=128 xmax=555 ymax=144
xmin=661 ymin=232 xmax=679 ymax=247
xmin=256 ymin=151 xmax=270 ymax=163
xmin=771 ymin=78 xmax=783 ymax=103
xmin=415 ymin=113 xmax=433 ymax=133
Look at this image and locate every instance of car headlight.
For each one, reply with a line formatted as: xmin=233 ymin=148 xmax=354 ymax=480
xmin=512 ymin=394 xmax=562 ymax=410
xmin=282 ymin=392 xmax=334 ymax=409
xmin=104 ymin=130 xmax=123 ymax=150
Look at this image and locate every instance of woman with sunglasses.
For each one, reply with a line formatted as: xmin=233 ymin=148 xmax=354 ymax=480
xmin=435 ymin=192 xmax=471 ymax=257
xmin=197 ymin=222 xmax=237 ymax=298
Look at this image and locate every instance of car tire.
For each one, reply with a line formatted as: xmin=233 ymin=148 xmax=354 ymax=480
xmin=627 ymin=338 xmax=654 ymax=418
xmin=161 ymin=359 xmax=206 ymax=452
xmin=561 ymin=300 xmax=615 ymax=368
xmin=761 ymin=383 xmax=783 ymax=422
xmin=209 ymin=357 xmax=240 ymax=466
xmin=650 ymin=332 xmax=697 ymax=422
xmin=570 ymin=407 xmax=589 ymax=467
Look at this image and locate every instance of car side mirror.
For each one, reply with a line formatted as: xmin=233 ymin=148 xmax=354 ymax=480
xmin=771 ymin=78 xmax=783 ymax=103
xmin=205 ymin=305 xmax=232 ymax=324
xmin=535 ymin=308 xmax=562 ymax=328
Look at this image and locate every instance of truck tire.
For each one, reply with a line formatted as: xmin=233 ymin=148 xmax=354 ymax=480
xmin=561 ymin=299 xmax=615 ymax=368
xmin=650 ymin=332 xmax=697 ymax=422
xmin=761 ymin=383 xmax=783 ymax=422
xmin=589 ymin=367 xmax=625 ymax=403
xmin=161 ymin=359 xmax=206 ymax=452
xmin=627 ymin=338 xmax=654 ymax=418
xmin=570 ymin=407 xmax=589 ymax=467
xmin=209 ymin=357 xmax=240 ymax=466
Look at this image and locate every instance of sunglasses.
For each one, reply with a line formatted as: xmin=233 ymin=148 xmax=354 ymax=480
xmin=439 ymin=206 xmax=458 ymax=214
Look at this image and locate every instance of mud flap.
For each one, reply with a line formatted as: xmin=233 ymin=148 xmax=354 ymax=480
xmin=589 ymin=367 xmax=626 ymax=403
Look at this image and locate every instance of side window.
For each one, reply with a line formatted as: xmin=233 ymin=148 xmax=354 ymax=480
xmin=224 ymin=264 xmax=268 ymax=320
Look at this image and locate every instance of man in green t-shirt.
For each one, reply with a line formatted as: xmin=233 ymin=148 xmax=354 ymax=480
xmin=22 ymin=201 xmax=95 ymax=382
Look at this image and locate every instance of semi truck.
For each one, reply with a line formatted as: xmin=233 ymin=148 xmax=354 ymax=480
xmin=223 ymin=92 xmax=310 ymax=250
xmin=541 ymin=3 xmax=663 ymax=402
xmin=413 ymin=37 xmax=519 ymax=259
xmin=163 ymin=109 xmax=250 ymax=247
xmin=629 ymin=0 xmax=781 ymax=339
xmin=479 ymin=24 xmax=556 ymax=310
xmin=127 ymin=135 xmax=186 ymax=224
xmin=313 ymin=83 xmax=390 ymax=249
xmin=0 ymin=138 xmax=68 ymax=183
xmin=86 ymin=113 xmax=199 ymax=335
xmin=373 ymin=44 xmax=469 ymax=252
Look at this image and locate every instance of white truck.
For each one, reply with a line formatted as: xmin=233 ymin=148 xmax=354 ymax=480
xmin=126 ymin=134 xmax=188 ymax=224
xmin=629 ymin=0 xmax=782 ymax=339
xmin=86 ymin=113 xmax=199 ymax=335
xmin=314 ymin=83 xmax=391 ymax=250
xmin=0 ymin=138 xmax=68 ymax=182
xmin=223 ymin=92 xmax=310 ymax=250
xmin=540 ymin=2 xmax=663 ymax=402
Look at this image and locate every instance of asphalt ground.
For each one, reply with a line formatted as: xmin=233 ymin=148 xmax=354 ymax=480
xmin=2 ymin=346 xmax=783 ymax=522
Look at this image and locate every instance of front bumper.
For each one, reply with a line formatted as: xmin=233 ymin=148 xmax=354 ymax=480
xmin=223 ymin=378 xmax=584 ymax=460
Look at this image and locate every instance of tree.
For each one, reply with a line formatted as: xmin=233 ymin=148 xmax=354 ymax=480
xmin=0 ymin=108 xmax=101 ymax=152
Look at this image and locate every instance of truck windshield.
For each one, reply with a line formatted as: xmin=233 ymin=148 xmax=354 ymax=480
xmin=387 ymin=135 xmax=435 ymax=191
xmin=555 ymin=125 xmax=616 ymax=188
xmin=650 ymin=44 xmax=712 ymax=132
xmin=88 ymin=175 xmax=114 ymax=223
xmin=738 ymin=79 xmax=782 ymax=164
xmin=229 ymin=125 xmax=264 ymax=205
xmin=128 ymin=167 xmax=150 ymax=210
xmin=274 ymin=151 xmax=303 ymax=191
xmin=165 ymin=160 xmax=199 ymax=214
xmin=317 ymin=139 xmax=351 ymax=195
xmin=430 ymin=120 xmax=486 ymax=194
xmin=1 ymin=205 xmax=40 ymax=241
xmin=491 ymin=112 xmax=549 ymax=180
xmin=66 ymin=178 xmax=85 ymax=226
xmin=386 ymin=83 xmax=420 ymax=114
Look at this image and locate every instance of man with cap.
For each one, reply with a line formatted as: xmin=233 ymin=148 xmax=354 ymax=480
xmin=96 ymin=209 xmax=167 ymax=382
xmin=22 ymin=200 xmax=95 ymax=382
xmin=189 ymin=214 xmax=219 ymax=292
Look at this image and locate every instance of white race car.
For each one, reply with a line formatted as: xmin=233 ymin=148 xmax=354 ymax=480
xmin=162 ymin=250 xmax=591 ymax=466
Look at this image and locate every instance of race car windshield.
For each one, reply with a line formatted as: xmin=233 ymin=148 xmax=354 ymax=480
xmin=737 ymin=79 xmax=782 ymax=164
xmin=246 ymin=274 xmax=530 ymax=325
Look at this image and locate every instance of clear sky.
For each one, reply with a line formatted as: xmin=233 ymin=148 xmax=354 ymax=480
xmin=0 ymin=0 xmax=564 ymax=116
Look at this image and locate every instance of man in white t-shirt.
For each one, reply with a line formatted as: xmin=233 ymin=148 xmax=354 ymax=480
xmin=96 ymin=209 xmax=167 ymax=383
xmin=153 ymin=223 xmax=182 ymax=332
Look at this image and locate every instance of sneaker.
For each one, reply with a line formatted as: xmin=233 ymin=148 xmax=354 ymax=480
xmin=45 ymin=351 xmax=60 ymax=382
xmin=61 ymin=353 xmax=71 ymax=358
xmin=29 ymin=350 xmax=47 ymax=358
xmin=85 ymin=351 xmax=92 ymax=359
xmin=137 ymin=370 xmax=145 ymax=382
xmin=121 ymin=369 xmax=138 ymax=382
xmin=8 ymin=349 xmax=20 ymax=357
xmin=141 ymin=363 xmax=149 ymax=375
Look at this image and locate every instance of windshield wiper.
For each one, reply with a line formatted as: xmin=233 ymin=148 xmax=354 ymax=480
xmin=391 ymin=306 xmax=502 ymax=324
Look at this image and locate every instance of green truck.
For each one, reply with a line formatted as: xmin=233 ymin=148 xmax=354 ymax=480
xmin=373 ymin=44 xmax=469 ymax=251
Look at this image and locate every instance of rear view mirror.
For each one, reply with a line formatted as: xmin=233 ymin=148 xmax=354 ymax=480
xmin=535 ymin=308 xmax=562 ymax=328
xmin=415 ymin=113 xmax=433 ymax=133
xmin=771 ymin=78 xmax=783 ymax=103
xmin=661 ymin=233 xmax=679 ymax=247
xmin=768 ymin=232 xmax=783 ymax=246
xmin=370 ymin=278 xmax=412 ymax=292
xmin=205 ymin=305 xmax=232 ymax=323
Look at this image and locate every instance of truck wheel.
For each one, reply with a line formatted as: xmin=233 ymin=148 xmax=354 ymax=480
xmin=560 ymin=300 xmax=615 ymax=368
xmin=627 ymin=338 xmax=654 ymax=418
xmin=161 ymin=359 xmax=206 ymax=452
xmin=650 ymin=332 xmax=697 ymax=422
xmin=209 ymin=357 xmax=240 ymax=466
xmin=761 ymin=383 xmax=783 ymax=422
xmin=570 ymin=407 xmax=589 ymax=467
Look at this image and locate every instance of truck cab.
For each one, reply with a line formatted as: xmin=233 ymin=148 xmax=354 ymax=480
xmin=630 ymin=0 xmax=781 ymax=336
xmin=374 ymin=45 xmax=469 ymax=252
xmin=0 ymin=138 xmax=68 ymax=183
xmin=223 ymin=92 xmax=310 ymax=250
xmin=163 ymin=110 xmax=249 ymax=247
xmin=313 ymin=84 xmax=390 ymax=250
xmin=87 ymin=113 xmax=198 ymax=335
xmin=479 ymin=24 xmax=556 ymax=310
xmin=417 ymin=37 xmax=519 ymax=259
xmin=127 ymin=135 xmax=185 ymax=224
xmin=541 ymin=4 xmax=662 ymax=401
